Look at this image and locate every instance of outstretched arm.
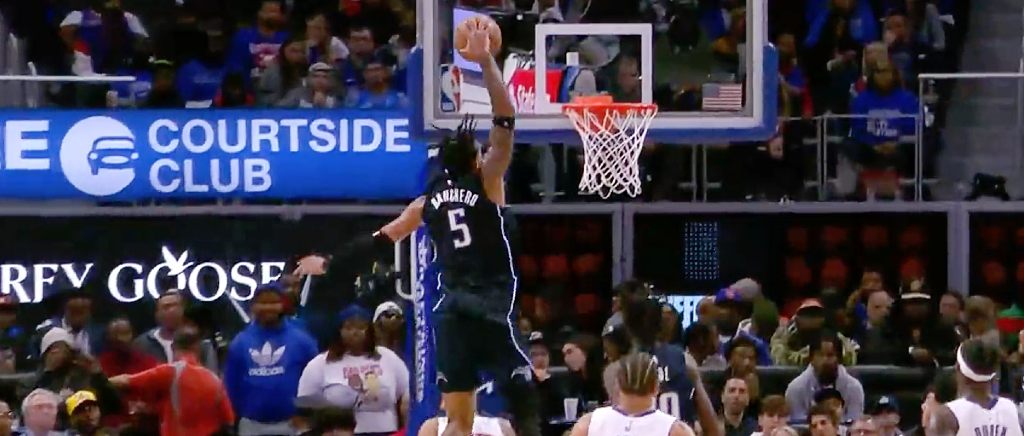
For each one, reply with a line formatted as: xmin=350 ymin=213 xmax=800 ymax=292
xmin=380 ymin=196 xmax=426 ymax=242
xmin=295 ymin=196 xmax=425 ymax=276
xmin=478 ymin=54 xmax=514 ymax=201
xmin=461 ymin=24 xmax=514 ymax=206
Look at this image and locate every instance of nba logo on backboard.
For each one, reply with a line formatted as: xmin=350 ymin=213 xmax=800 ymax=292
xmin=440 ymin=64 xmax=462 ymax=113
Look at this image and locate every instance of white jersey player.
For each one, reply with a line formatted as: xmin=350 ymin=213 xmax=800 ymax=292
xmin=570 ymin=353 xmax=695 ymax=436
xmin=926 ymin=339 xmax=1024 ymax=436
xmin=418 ymin=404 xmax=515 ymax=436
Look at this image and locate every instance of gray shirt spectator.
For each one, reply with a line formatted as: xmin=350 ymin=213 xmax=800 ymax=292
xmin=785 ymin=365 xmax=865 ymax=422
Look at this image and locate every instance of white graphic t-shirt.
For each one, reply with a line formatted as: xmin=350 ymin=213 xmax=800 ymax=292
xmin=297 ymin=346 xmax=410 ymax=434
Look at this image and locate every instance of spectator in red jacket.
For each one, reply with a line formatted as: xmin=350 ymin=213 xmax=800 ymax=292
xmin=109 ymin=327 xmax=234 ymax=436
xmin=98 ymin=318 xmax=159 ymax=430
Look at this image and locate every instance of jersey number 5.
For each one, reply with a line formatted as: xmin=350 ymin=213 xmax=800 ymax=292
xmin=447 ymin=208 xmax=472 ymax=249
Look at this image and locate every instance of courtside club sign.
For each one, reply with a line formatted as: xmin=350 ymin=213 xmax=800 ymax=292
xmin=0 ymin=247 xmax=286 ymax=303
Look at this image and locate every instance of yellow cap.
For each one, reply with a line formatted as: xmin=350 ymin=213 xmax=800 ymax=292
xmin=65 ymin=390 xmax=98 ymax=415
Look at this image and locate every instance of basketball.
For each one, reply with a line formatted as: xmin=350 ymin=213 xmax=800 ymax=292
xmin=455 ymin=15 xmax=502 ymax=58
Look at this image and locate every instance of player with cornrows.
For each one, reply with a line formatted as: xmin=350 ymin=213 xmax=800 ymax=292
xmin=295 ymin=16 xmax=540 ymax=436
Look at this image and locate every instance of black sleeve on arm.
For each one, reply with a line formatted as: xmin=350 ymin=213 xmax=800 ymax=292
xmin=493 ymin=116 xmax=515 ymax=130
xmin=90 ymin=371 xmax=123 ymax=416
xmin=326 ymin=231 xmax=396 ymax=271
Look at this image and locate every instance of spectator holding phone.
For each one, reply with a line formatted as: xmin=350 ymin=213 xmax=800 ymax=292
xmin=32 ymin=328 xmax=121 ymax=430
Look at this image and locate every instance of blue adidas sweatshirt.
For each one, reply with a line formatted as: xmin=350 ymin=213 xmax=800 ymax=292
xmin=223 ymin=321 xmax=319 ymax=423
xmin=850 ymin=87 xmax=919 ymax=146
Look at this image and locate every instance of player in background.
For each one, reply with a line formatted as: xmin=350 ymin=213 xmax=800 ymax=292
xmin=571 ymin=353 xmax=696 ymax=436
xmin=294 ymin=22 xmax=538 ymax=436
xmin=925 ymin=338 xmax=1023 ymax=436
xmin=417 ymin=398 xmax=516 ymax=436
xmin=603 ymin=288 xmax=722 ymax=436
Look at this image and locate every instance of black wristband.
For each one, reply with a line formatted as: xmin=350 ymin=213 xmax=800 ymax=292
xmin=493 ymin=116 xmax=515 ymax=130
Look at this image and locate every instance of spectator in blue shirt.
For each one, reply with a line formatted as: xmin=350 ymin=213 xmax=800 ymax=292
xmin=847 ymin=58 xmax=918 ymax=198
xmin=345 ymin=52 xmax=408 ymax=110
xmin=341 ymin=26 xmax=380 ymax=87
xmin=177 ymin=30 xmax=229 ymax=108
xmin=60 ymin=0 xmax=149 ymax=74
xmin=224 ymin=284 xmax=319 ymax=436
xmin=227 ymin=0 xmax=289 ymax=84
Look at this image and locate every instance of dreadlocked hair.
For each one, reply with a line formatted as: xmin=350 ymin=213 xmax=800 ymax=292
xmin=622 ymin=290 xmax=662 ymax=349
xmin=617 ymin=352 xmax=660 ymax=396
xmin=441 ymin=115 xmax=479 ymax=179
xmin=959 ymin=337 xmax=1001 ymax=378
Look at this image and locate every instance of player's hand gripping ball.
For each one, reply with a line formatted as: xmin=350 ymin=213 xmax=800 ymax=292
xmin=455 ymin=15 xmax=502 ymax=63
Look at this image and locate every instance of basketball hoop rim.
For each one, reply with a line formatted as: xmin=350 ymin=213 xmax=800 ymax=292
xmin=561 ymin=102 xmax=658 ymax=116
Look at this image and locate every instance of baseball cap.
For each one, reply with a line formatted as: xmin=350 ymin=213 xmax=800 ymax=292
xmin=373 ymin=301 xmax=403 ymax=322
xmin=40 ymin=327 xmax=74 ymax=354
xmin=527 ymin=331 xmax=545 ymax=346
xmin=870 ymin=395 xmax=899 ymax=414
xmin=900 ymin=279 xmax=930 ymax=301
xmin=65 ymin=390 xmax=98 ymax=415
xmin=253 ymin=283 xmax=285 ymax=298
xmin=795 ymin=299 xmax=824 ymax=315
xmin=714 ymin=287 xmax=744 ymax=305
xmin=309 ymin=62 xmax=334 ymax=74
xmin=813 ymin=387 xmax=844 ymax=405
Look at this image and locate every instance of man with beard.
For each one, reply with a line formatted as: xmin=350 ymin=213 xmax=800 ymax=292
xmin=784 ymin=331 xmax=864 ymax=422
xmin=714 ymin=290 xmax=770 ymax=366
xmin=227 ymin=0 xmax=288 ymax=82
xmin=97 ymin=318 xmax=159 ymax=430
xmin=133 ymin=291 xmax=219 ymax=371
xmin=65 ymin=391 xmax=113 ymax=436
xmin=225 ymin=284 xmax=319 ymax=436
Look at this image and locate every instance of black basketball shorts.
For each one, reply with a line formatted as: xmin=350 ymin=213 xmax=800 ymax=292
xmin=432 ymin=294 xmax=531 ymax=393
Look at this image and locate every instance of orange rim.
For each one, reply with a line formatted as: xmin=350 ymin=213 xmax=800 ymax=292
xmin=562 ymin=95 xmax=657 ymax=132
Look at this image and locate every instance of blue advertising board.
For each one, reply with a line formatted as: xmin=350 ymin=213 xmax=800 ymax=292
xmin=0 ymin=110 xmax=427 ymax=200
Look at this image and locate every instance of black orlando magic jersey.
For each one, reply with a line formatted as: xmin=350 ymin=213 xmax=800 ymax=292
xmin=423 ymin=173 xmax=517 ymax=319
xmin=648 ymin=343 xmax=697 ymax=425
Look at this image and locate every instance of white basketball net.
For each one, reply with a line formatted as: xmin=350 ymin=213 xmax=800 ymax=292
xmin=564 ymin=103 xmax=658 ymax=198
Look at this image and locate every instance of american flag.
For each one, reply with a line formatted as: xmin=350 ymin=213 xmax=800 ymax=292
xmin=701 ymin=83 xmax=744 ymax=111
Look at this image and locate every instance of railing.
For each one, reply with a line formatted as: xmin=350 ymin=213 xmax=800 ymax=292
xmin=918 ymin=71 xmax=1024 ymax=198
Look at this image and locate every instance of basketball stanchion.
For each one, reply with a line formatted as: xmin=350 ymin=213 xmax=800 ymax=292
xmin=562 ymin=95 xmax=658 ymax=198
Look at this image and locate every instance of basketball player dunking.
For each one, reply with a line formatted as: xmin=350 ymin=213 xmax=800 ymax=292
xmin=925 ymin=338 xmax=1023 ymax=436
xmin=571 ymin=353 xmax=696 ymax=436
xmin=294 ymin=22 xmax=541 ymax=436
